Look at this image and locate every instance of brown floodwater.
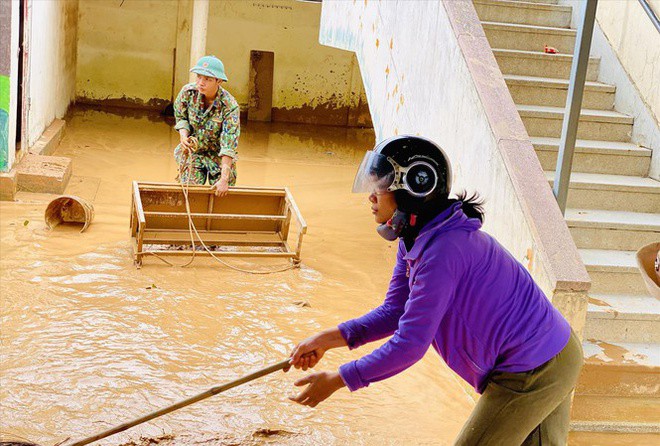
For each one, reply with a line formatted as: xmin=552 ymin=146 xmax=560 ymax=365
xmin=0 ymin=108 xmax=475 ymax=445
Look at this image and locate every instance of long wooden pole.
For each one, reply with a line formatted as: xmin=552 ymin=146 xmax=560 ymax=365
xmin=66 ymin=359 xmax=291 ymax=446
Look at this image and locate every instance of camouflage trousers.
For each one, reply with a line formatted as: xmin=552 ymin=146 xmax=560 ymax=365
xmin=174 ymin=145 xmax=237 ymax=186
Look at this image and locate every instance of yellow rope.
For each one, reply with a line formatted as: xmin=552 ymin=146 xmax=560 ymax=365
xmin=138 ymin=136 xmax=297 ymax=274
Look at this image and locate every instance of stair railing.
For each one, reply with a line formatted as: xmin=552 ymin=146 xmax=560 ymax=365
xmin=553 ymin=0 xmax=598 ymax=215
xmin=638 ymin=0 xmax=660 ymax=33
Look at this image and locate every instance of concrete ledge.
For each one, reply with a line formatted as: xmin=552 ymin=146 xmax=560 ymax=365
xmin=29 ymin=118 xmax=66 ymax=156
xmin=16 ymin=154 xmax=73 ymax=194
xmin=0 ymin=169 xmax=18 ymax=201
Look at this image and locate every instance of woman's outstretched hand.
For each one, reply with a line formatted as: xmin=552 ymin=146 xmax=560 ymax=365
xmin=285 ymin=327 xmax=348 ymax=372
xmin=289 ymin=371 xmax=346 ymax=408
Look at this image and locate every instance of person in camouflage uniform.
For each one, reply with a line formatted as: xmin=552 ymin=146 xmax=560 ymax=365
xmin=174 ymin=55 xmax=239 ymax=197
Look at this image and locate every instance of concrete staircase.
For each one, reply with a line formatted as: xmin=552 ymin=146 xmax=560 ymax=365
xmin=474 ymin=0 xmax=660 ymax=442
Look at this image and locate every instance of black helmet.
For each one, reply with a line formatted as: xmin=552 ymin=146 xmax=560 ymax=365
xmin=353 ymin=135 xmax=453 ymax=214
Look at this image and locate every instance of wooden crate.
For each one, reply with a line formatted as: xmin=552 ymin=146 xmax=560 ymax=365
xmin=130 ymin=181 xmax=307 ymax=267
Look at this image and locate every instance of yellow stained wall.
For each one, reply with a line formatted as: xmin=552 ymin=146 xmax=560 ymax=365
xmin=596 ymin=0 xmax=660 ymax=123
xmin=206 ymin=0 xmax=370 ymax=125
xmin=75 ymin=0 xmax=178 ymax=108
xmin=75 ymin=0 xmax=370 ymax=126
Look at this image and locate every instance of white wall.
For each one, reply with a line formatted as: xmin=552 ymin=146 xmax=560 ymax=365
xmin=320 ymin=0 xmax=590 ymax=332
xmin=558 ymin=0 xmax=660 ymax=179
xmin=27 ymin=0 xmax=78 ymax=147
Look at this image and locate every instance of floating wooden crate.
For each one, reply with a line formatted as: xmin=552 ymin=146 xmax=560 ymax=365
xmin=130 ymin=182 xmax=307 ymax=267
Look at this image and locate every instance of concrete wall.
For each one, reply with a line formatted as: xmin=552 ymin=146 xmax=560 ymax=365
xmin=559 ymin=0 xmax=660 ymax=179
xmin=75 ymin=0 xmax=371 ymax=126
xmin=596 ymin=0 xmax=660 ymax=122
xmin=596 ymin=0 xmax=660 ymax=179
xmin=27 ymin=0 xmax=79 ymax=147
xmin=75 ymin=0 xmax=178 ymax=110
xmin=320 ymin=0 xmax=590 ymax=332
xmin=0 ymin=0 xmax=19 ymax=172
xmin=206 ymin=0 xmax=370 ymax=126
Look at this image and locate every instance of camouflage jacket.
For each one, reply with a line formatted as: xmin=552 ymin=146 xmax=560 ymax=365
xmin=173 ymin=83 xmax=240 ymax=159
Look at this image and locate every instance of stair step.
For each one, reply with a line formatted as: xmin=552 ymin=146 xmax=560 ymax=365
xmin=519 ymin=104 xmax=633 ymax=142
xmin=533 ymin=137 xmax=651 ymax=176
xmin=579 ymin=249 xmax=649 ymax=295
xmin=505 ymin=74 xmax=615 ymax=109
xmin=474 ymin=0 xmax=572 ymax=28
xmin=482 ymin=21 xmax=577 ymax=53
xmin=546 ymin=171 xmax=660 ymax=213
xmin=586 ymin=294 xmax=660 ymax=343
xmin=566 ymin=209 xmax=660 ymax=250
xmin=569 ymin=430 xmax=660 ymax=445
xmin=572 ymin=394 xmax=660 ymax=425
xmin=16 ymin=154 xmax=73 ymax=194
xmin=578 ymin=339 xmax=660 ymax=397
xmin=507 ymin=0 xmax=559 ymax=4
xmin=494 ymin=48 xmax=600 ymax=81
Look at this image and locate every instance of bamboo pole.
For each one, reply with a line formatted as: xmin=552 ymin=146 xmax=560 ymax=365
xmin=66 ymin=359 xmax=291 ymax=446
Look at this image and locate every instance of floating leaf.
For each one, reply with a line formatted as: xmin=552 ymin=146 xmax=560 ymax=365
xmin=23 ymin=220 xmax=29 ymax=226
xmin=146 ymin=283 xmax=158 ymax=290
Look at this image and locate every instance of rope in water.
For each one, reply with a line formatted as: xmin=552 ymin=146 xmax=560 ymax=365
xmin=137 ymin=136 xmax=297 ymax=274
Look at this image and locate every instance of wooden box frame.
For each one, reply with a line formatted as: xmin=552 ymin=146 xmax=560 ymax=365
xmin=130 ymin=182 xmax=307 ymax=267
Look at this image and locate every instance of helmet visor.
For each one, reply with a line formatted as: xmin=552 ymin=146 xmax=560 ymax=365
xmin=352 ymin=151 xmax=395 ymax=194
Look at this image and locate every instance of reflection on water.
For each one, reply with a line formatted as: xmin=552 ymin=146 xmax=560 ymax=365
xmin=0 ymin=108 xmax=472 ymax=445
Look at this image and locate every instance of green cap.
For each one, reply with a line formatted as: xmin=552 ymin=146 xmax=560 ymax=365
xmin=190 ymin=55 xmax=228 ymax=81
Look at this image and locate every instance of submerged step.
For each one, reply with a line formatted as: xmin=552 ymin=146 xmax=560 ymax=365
xmin=16 ymin=154 xmax=73 ymax=194
xmin=572 ymin=394 xmax=660 ymax=426
xmin=577 ymin=339 xmax=659 ymax=398
xmin=569 ymin=431 xmax=660 ymax=445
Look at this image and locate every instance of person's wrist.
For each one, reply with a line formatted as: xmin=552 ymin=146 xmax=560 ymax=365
xmin=330 ymin=371 xmax=346 ymax=390
xmin=320 ymin=327 xmax=345 ymax=349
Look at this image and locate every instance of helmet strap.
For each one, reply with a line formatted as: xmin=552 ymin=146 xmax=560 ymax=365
xmin=376 ymin=209 xmax=417 ymax=242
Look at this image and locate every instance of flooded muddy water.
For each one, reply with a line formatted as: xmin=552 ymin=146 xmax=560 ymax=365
xmin=0 ymin=108 xmax=474 ymax=445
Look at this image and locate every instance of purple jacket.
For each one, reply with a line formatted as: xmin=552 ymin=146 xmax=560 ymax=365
xmin=338 ymin=202 xmax=571 ymax=394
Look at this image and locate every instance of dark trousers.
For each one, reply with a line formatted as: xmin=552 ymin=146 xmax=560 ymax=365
xmin=455 ymin=330 xmax=584 ymax=445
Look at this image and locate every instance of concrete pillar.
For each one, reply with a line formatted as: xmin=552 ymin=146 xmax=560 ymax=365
xmin=174 ymin=0 xmax=193 ymax=93
xmin=188 ymin=0 xmax=209 ymax=83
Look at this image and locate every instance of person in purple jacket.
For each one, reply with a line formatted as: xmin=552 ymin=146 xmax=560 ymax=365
xmin=286 ymin=136 xmax=584 ymax=445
